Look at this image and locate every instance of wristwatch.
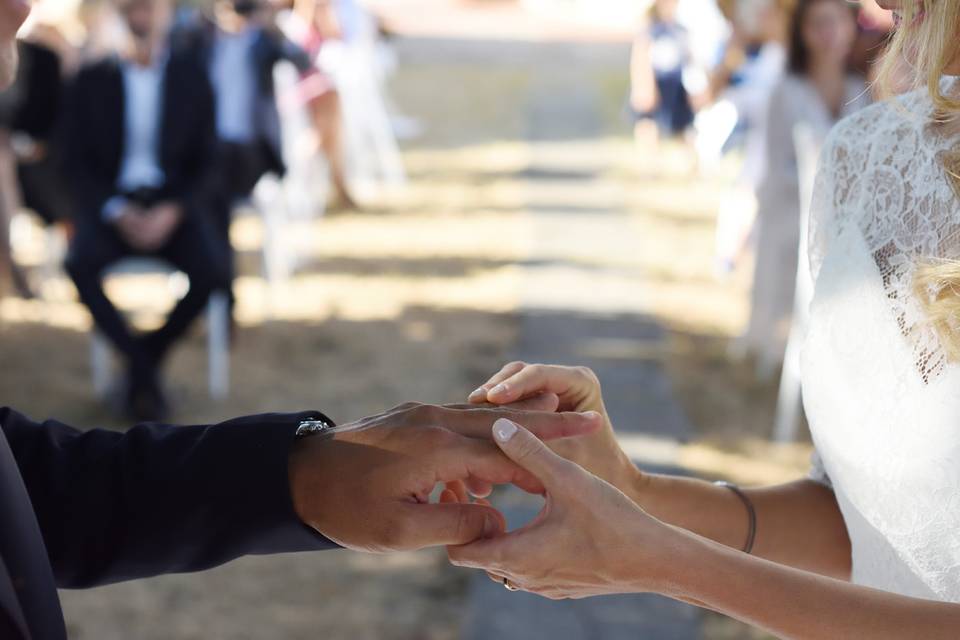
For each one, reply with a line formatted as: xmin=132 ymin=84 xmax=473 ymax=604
xmin=295 ymin=414 xmax=337 ymax=439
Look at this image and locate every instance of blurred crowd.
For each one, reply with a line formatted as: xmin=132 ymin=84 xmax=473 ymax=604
xmin=630 ymin=0 xmax=894 ymax=379
xmin=0 ymin=0 xmax=894 ymax=423
xmin=0 ymin=0 xmax=402 ymax=420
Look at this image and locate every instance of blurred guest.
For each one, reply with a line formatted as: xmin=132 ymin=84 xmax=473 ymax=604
xmin=630 ymin=0 xmax=695 ymax=148
xmin=64 ymin=0 xmax=228 ymax=420
xmin=281 ymin=0 xmax=357 ymax=208
xmin=705 ymin=0 xmax=788 ymax=278
xmin=1 ymin=3 xmax=79 ymax=226
xmin=739 ymin=0 xmax=868 ymax=376
xmin=0 ymin=115 xmax=30 ymax=297
xmin=711 ymin=0 xmax=788 ymax=186
xmin=172 ymin=0 xmax=314 ymax=305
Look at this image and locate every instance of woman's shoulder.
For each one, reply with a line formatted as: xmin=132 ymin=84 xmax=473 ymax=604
xmin=822 ymin=87 xmax=931 ymax=166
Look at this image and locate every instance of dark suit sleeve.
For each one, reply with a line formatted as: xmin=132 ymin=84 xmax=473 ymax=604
xmin=179 ymin=61 xmax=219 ymax=219
xmin=0 ymin=407 xmax=337 ymax=589
xmin=63 ymin=67 xmax=116 ymax=223
xmin=267 ymin=31 xmax=313 ymax=74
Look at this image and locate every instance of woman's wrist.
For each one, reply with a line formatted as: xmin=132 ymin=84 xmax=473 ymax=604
xmin=621 ymin=517 xmax=711 ymax=598
xmin=611 ymin=454 xmax=649 ymax=507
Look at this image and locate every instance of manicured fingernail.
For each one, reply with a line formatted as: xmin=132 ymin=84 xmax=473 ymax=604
xmin=584 ymin=411 xmax=602 ymax=421
xmin=468 ymin=387 xmax=486 ymax=401
xmin=493 ymin=418 xmax=518 ymax=442
xmin=490 ymin=383 xmax=508 ymax=397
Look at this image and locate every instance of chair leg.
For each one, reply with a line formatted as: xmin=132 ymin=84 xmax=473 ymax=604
xmin=90 ymin=331 xmax=111 ymax=399
xmin=207 ymin=291 xmax=230 ymax=400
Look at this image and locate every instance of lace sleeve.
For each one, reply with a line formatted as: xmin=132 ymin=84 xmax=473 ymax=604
xmin=806 ymin=112 xmax=871 ymax=286
xmin=807 ymin=153 xmax=834 ymax=285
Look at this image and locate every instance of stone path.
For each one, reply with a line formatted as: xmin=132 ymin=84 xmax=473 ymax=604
xmin=460 ymin=45 xmax=705 ymax=640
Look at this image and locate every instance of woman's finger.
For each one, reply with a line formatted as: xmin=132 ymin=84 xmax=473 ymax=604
xmin=487 ymin=364 xmax=588 ymax=405
xmin=468 ymin=361 xmax=527 ymax=403
xmin=503 ymin=392 xmax=560 ymax=413
xmin=491 ymin=418 xmax=576 ymax=491
xmin=444 ymin=481 xmax=470 ymax=504
xmin=464 ymin=477 xmax=493 ymax=498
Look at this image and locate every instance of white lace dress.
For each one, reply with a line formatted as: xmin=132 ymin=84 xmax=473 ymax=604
xmin=802 ymin=77 xmax=960 ymax=601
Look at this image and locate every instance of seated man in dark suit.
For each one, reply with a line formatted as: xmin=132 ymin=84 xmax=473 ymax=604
xmin=63 ymin=0 xmax=229 ymax=420
xmin=172 ymin=0 xmax=318 ymax=309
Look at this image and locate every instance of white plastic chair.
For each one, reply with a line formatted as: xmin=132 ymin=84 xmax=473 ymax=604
xmin=772 ymin=123 xmax=819 ymax=442
xmin=320 ymin=10 xmax=406 ymax=196
xmin=89 ymin=257 xmax=230 ymax=400
xmin=256 ymin=61 xmax=330 ymax=289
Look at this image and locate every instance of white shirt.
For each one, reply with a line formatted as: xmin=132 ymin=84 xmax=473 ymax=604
xmin=117 ymin=57 xmax=167 ymax=192
xmin=102 ymin=55 xmax=169 ymax=221
xmin=210 ymin=27 xmax=258 ymax=143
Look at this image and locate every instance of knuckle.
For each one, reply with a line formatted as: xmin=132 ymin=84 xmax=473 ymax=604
xmin=574 ymin=365 xmax=598 ymax=384
xmin=409 ymin=403 xmax=440 ymax=424
xmin=453 ymin=508 xmax=476 ymax=542
xmin=527 ymin=363 xmax=547 ymax=378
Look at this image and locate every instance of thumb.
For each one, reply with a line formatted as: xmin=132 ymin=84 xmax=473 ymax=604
xmin=399 ymin=502 xmax=506 ymax=549
xmin=492 ymin=418 xmax=572 ymax=491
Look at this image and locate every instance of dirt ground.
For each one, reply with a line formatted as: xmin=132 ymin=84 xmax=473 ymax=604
xmin=1 ymin=24 xmax=804 ymax=640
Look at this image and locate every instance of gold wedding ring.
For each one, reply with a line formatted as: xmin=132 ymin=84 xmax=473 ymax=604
xmin=502 ymin=577 xmax=520 ymax=592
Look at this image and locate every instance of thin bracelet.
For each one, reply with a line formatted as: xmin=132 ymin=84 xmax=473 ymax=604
xmin=714 ymin=481 xmax=757 ymax=554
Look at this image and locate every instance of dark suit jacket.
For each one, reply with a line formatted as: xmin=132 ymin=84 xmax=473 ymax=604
xmin=0 ymin=408 xmax=336 ymax=640
xmin=64 ymin=51 xmax=219 ymax=224
xmin=172 ymin=19 xmax=313 ymax=177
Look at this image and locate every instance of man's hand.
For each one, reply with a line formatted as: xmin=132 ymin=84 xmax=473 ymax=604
xmin=287 ymin=402 xmax=602 ymax=553
xmin=137 ymin=202 xmax=183 ymax=252
xmin=114 ymin=205 xmax=149 ymax=248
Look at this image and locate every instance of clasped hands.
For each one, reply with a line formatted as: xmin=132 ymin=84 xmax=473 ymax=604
xmin=289 ymin=364 xmax=684 ymax=600
xmin=115 ymin=201 xmax=183 ymax=252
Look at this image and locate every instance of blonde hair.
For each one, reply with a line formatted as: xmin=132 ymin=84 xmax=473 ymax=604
xmin=915 ymin=260 xmax=960 ymax=362
xmin=876 ymin=1 xmax=960 ymax=116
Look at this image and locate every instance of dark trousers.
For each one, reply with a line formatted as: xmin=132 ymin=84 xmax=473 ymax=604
xmin=65 ymin=193 xmax=230 ymax=385
xmin=210 ymin=141 xmax=273 ymax=301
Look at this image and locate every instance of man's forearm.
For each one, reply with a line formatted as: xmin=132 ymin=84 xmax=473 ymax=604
xmin=1 ymin=408 xmax=334 ymax=588
xmin=630 ymin=474 xmax=851 ymax=579
xmin=665 ymin=531 xmax=960 ymax=640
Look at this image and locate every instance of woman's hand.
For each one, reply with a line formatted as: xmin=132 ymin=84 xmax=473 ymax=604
xmin=449 ymin=424 xmax=960 ymax=639
xmin=447 ymin=418 xmax=678 ymax=599
xmin=468 ymin=363 xmax=643 ymax=501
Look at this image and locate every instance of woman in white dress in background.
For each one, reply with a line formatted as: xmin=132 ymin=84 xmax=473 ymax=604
xmin=453 ymin=1 xmax=960 ymax=636
xmin=740 ymin=0 xmax=868 ymax=377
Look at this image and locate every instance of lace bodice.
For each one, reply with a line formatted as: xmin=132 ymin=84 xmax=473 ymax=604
xmin=802 ymin=77 xmax=960 ymax=601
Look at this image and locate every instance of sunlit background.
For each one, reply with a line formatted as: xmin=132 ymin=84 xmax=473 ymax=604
xmin=0 ymin=0 xmax=893 ymax=637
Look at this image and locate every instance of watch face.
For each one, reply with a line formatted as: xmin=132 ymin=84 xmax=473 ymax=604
xmin=296 ymin=418 xmax=335 ymax=439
